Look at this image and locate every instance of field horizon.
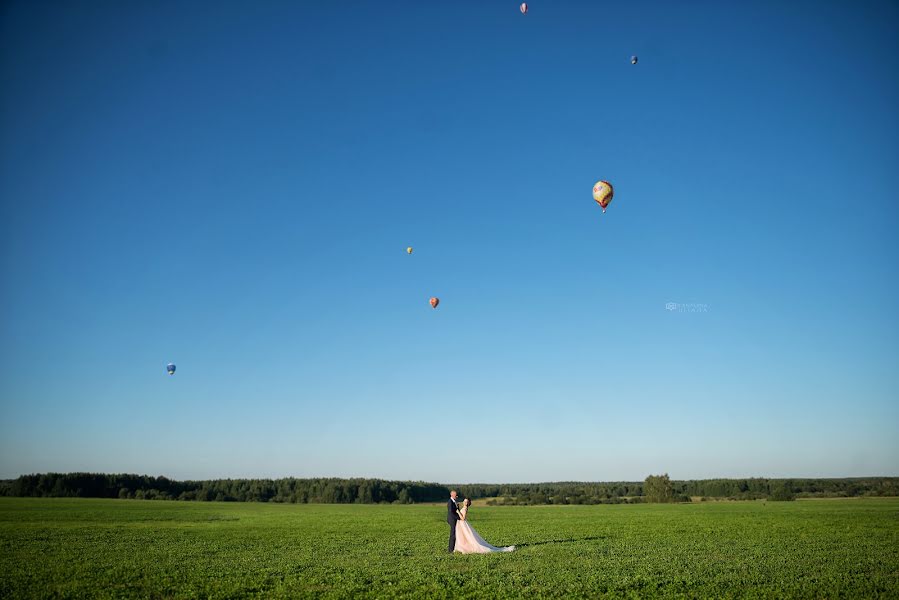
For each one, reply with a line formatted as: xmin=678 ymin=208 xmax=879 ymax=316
xmin=5 ymin=473 xmax=897 ymax=506
xmin=2 ymin=496 xmax=897 ymax=598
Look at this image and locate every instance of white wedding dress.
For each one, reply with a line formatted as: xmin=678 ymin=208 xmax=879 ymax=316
xmin=454 ymin=505 xmax=515 ymax=554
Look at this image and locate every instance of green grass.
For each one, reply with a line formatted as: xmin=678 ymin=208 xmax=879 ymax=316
xmin=1 ymin=498 xmax=897 ymax=598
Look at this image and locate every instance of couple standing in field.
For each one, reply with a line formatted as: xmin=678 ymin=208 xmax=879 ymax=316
xmin=447 ymin=490 xmax=515 ymax=554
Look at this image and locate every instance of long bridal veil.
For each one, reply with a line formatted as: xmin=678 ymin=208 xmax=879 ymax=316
xmin=455 ymin=520 xmax=515 ymax=554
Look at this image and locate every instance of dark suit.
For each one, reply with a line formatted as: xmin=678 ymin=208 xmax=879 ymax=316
xmin=447 ymin=498 xmax=460 ymax=553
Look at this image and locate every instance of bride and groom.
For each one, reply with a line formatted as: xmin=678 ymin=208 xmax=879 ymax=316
xmin=447 ymin=490 xmax=515 ymax=554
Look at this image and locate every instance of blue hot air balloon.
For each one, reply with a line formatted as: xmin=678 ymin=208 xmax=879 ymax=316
xmin=166 ymin=363 xmax=176 ymax=376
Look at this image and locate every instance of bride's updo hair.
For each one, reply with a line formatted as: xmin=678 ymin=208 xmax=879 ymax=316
xmin=464 ymin=498 xmax=471 ymax=507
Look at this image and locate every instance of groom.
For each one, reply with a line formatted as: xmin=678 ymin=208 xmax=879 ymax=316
xmin=447 ymin=490 xmax=460 ymax=553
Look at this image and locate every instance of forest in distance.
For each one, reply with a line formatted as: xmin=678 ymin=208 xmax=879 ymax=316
xmin=2 ymin=473 xmax=897 ymax=505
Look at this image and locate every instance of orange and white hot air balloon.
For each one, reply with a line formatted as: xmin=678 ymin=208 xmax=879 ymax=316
xmin=429 ymin=297 xmax=440 ymax=309
xmin=520 ymin=3 xmax=528 ymax=15
xmin=593 ymin=180 xmax=614 ymax=213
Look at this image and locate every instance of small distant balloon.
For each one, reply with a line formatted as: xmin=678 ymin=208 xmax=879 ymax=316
xmin=430 ymin=297 xmax=440 ymax=309
xmin=166 ymin=363 xmax=176 ymax=376
xmin=593 ymin=180 xmax=614 ymax=213
xmin=631 ymin=55 xmax=638 ymax=65
xmin=520 ymin=2 xmax=528 ymax=14
xmin=407 ymin=247 xmax=413 ymax=254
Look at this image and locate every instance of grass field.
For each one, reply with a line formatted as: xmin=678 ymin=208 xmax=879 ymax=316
xmin=1 ymin=497 xmax=897 ymax=598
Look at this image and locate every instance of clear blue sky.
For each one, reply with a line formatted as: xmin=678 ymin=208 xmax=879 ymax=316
xmin=1 ymin=0 xmax=897 ymax=483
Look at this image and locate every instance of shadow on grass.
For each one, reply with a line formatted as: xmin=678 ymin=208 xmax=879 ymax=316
xmin=514 ymin=535 xmax=606 ymax=547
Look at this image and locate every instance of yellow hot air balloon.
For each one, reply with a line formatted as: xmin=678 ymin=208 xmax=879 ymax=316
xmin=406 ymin=247 xmax=413 ymax=254
xmin=593 ymin=180 xmax=614 ymax=213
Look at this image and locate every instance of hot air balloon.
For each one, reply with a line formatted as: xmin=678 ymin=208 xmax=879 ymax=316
xmin=631 ymin=55 xmax=638 ymax=65
xmin=430 ymin=297 xmax=440 ymax=309
xmin=520 ymin=2 xmax=528 ymax=14
xmin=593 ymin=180 xmax=614 ymax=213
xmin=166 ymin=363 xmax=176 ymax=376
xmin=407 ymin=247 xmax=413 ymax=254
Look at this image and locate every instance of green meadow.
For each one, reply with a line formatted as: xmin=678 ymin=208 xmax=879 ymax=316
xmin=1 ymin=497 xmax=897 ymax=598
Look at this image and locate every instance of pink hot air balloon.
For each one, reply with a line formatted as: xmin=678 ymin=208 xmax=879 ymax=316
xmin=520 ymin=3 xmax=528 ymax=15
xmin=430 ymin=297 xmax=440 ymax=309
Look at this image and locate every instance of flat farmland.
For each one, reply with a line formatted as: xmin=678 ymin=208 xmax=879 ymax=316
xmin=1 ymin=497 xmax=897 ymax=598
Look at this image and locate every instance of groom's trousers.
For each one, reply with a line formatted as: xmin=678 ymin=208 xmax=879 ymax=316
xmin=448 ymin=522 xmax=456 ymax=553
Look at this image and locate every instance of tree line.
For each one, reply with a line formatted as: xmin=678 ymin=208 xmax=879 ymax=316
xmin=1 ymin=473 xmax=896 ymax=504
xmin=0 ymin=474 xmax=446 ymax=504
xmin=479 ymin=475 xmax=899 ymax=504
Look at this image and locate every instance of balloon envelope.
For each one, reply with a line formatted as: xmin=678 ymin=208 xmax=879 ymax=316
xmin=520 ymin=3 xmax=528 ymax=14
xmin=631 ymin=55 xmax=638 ymax=64
xmin=166 ymin=363 xmax=176 ymax=375
xmin=407 ymin=247 xmax=413 ymax=254
xmin=593 ymin=180 xmax=614 ymax=212
xmin=429 ymin=297 xmax=439 ymax=309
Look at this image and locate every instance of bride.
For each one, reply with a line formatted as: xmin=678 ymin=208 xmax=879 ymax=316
xmin=454 ymin=498 xmax=515 ymax=554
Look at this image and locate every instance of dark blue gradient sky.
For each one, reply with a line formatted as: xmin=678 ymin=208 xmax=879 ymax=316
xmin=1 ymin=0 xmax=897 ymax=481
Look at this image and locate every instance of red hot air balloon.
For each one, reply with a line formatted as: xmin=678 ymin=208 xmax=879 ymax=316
xmin=430 ymin=297 xmax=440 ymax=309
xmin=520 ymin=3 xmax=528 ymax=15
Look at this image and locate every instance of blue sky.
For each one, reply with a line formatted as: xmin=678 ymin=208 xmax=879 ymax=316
xmin=1 ymin=0 xmax=897 ymax=483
